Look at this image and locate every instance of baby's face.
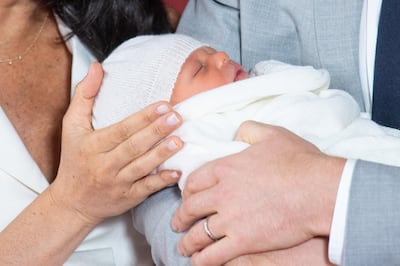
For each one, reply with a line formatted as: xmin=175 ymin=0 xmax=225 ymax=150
xmin=170 ymin=47 xmax=249 ymax=105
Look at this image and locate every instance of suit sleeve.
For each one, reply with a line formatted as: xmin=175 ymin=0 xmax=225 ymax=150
xmin=131 ymin=186 xmax=191 ymax=266
xmin=176 ymin=0 xmax=241 ymax=65
xmin=344 ymin=160 xmax=400 ymax=265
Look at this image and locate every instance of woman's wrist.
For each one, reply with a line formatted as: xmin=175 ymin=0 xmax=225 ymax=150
xmin=48 ymin=178 xmax=104 ymax=227
xmin=0 ymin=187 xmax=97 ymax=265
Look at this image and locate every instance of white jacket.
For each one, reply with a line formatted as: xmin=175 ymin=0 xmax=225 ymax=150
xmin=0 ymin=21 xmax=152 ymax=266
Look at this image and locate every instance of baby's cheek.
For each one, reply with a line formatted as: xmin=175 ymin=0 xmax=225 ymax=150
xmin=169 ymin=84 xmax=194 ymax=105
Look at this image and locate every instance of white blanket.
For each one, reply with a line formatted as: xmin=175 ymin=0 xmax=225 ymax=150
xmin=157 ymin=61 xmax=400 ymax=190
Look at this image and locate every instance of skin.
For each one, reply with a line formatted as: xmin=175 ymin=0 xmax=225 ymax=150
xmin=170 ymin=107 xmax=346 ymax=264
xmin=226 ymin=237 xmax=334 ymax=266
xmin=165 ymin=5 xmax=180 ymax=31
xmin=0 ymin=1 xmax=183 ymax=264
xmin=167 ymin=48 xmax=338 ymax=265
xmin=170 ymin=46 xmax=249 ymax=105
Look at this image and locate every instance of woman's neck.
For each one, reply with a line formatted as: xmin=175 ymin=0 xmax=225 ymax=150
xmin=0 ymin=1 xmax=48 ymax=42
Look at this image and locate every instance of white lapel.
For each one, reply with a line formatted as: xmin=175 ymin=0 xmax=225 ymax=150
xmin=57 ymin=17 xmax=95 ymax=97
xmin=0 ymin=107 xmax=49 ymax=194
xmin=68 ymin=36 xmax=95 ymax=96
xmin=0 ymin=24 xmax=94 ymax=194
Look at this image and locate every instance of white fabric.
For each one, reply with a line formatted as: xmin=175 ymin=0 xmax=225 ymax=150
xmin=93 ymin=34 xmax=205 ymax=129
xmin=329 ymin=159 xmax=356 ymax=264
xmin=0 ymin=21 xmax=153 ymax=265
xmin=330 ymin=0 xmax=382 ymax=264
xmin=155 ymin=60 xmax=400 ymax=191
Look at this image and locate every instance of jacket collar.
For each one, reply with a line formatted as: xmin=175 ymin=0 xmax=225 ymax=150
xmin=0 ymin=24 xmax=94 ymax=194
xmin=0 ymin=108 xmax=49 ymax=194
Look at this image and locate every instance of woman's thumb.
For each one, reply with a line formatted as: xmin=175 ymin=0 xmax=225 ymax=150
xmin=64 ymin=62 xmax=104 ymax=131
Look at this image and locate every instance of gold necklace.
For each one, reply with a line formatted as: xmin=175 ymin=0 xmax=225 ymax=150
xmin=0 ymin=13 xmax=49 ymax=65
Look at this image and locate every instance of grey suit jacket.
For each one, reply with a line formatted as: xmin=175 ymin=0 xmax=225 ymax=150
xmin=133 ymin=1 xmax=400 ymax=265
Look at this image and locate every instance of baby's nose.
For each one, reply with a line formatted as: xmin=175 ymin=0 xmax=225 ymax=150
xmin=212 ymin=51 xmax=230 ymax=68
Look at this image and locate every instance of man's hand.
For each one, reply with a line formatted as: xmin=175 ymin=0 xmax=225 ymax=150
xmin=172 ymin=121 xmax=345 ymax=265
xmin=225 ymin=237 xmax=334 ymax=266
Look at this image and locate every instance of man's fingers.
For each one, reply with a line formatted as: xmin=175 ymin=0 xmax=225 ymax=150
xmin=182 ymin=161 xmax=220 ymax=199
xmin=191 ymin=237 xmax=242 ymax=266
xmin=235 ymin=120 xmax=277 ymax=144
xmin=178 ymin=215 xmax=224 ymax=257
xmin=172 ymin=188 xmax=218 ymax=232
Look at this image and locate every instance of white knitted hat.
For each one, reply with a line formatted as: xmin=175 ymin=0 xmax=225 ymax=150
xmin=92 ymin=33 xmax=206 ymax=129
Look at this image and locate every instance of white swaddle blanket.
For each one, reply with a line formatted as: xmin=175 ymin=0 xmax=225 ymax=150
xmin=157 ymin=61 xmax=400 ymax=190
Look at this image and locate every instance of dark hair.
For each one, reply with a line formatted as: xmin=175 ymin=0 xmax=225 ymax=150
xmin=45 ymin=0 xmax=172 ymax=61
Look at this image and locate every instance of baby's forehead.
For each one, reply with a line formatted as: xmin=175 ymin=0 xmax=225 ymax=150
xmin=190 ymin=46 xmax=216 ymax=56
xmin=184 ymin=46 xmax=217 ymax=64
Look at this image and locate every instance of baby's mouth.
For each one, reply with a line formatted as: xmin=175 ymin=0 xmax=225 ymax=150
xmin=234 ymin=67 xmax=249 ymax=81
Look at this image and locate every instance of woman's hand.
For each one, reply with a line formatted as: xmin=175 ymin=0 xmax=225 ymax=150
xmin=50 ymin=62 xmax=184 ymax=225
xmin=0 ymin=62 xmax=184 ymax=265
xmin=171 ymin=121 xmax=344 ymax=266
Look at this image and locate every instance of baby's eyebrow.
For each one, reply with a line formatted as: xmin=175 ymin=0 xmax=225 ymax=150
xmin=201 ymin=46 xmax=216 ymax=54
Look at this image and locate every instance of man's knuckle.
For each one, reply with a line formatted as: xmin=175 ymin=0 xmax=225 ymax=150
xmin=182 ymin=201 xmax=196 ymax=218
xmin=185 ymin=178 xmax=197 ymax=192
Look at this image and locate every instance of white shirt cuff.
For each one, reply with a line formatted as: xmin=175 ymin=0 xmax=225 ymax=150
xmin=328 ymin=159 xmax=356 ymax=265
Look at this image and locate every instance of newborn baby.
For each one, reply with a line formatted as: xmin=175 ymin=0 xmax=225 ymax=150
xmin=93 ymin=34 xmax=400 ymax=191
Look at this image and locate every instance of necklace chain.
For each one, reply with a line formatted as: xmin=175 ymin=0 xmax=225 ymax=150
xmin=0 ymin=13 xmax=49 ymax=65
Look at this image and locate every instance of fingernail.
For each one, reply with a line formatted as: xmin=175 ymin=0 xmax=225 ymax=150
xmin=178 ymin=246 xmax=185 ymax=256
xmin=171 ymin=221 xmax=179 ymax=232
xmin=167 ymin=140 xmax=178 ymax=151
xmin=170 ymin=171 xmax=180 ymax=179
xmin=156 ymin=104 xmax=170 ymax=115
xmin=178 ymin=245 xmax=189 ymax=257
xmin=166 ymin=113 xmax=180 ymax=126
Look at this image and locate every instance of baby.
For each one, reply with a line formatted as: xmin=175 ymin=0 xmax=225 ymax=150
xmin=92 ymin=33 xmax=248 ymax=129
xmin=93 ymin=34 xmax=400 ymax=190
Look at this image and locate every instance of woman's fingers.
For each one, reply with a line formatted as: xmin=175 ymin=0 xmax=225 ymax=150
xmin=119 ymin=135 xmax=183 ymax=182
xmin=94 ymin=101 xmax=179 ymax=151
xmin=110 ymin=111 xmax=182 ymax=169
xmin=65 ymin=62 xmax=103 ymax=132
xmin=54 ymin=63 xmax=185 ymax=224
xmin=128 ymin=169 xmax=181 ymax=205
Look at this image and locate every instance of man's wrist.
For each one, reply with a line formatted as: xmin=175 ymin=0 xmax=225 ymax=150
xmin=312 ymin=155 xmax=346 ymax=237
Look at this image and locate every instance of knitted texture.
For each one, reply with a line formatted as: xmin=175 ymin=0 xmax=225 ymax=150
xmin=92 ymin=34 xmax=205 ymax=129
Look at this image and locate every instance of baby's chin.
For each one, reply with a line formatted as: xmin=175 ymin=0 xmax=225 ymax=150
xmin=234 ymin=68 xmax=249 ymax=82
xmin=232 ymin=62 xmax=249 ymax=82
